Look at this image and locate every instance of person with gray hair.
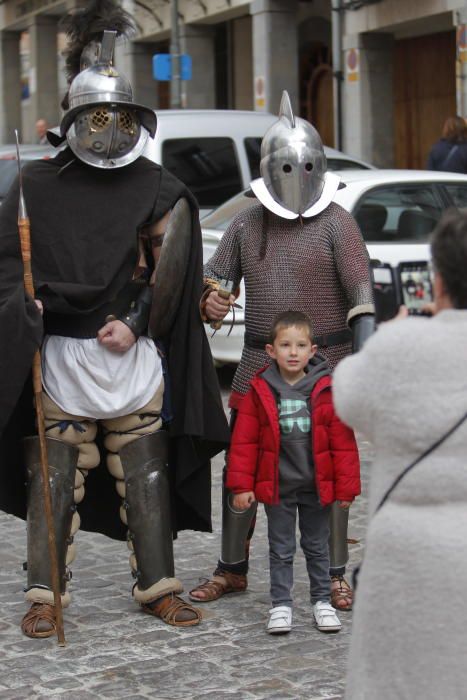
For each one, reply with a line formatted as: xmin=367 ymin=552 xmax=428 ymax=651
xmin=332 ymin=208 xmax=467 ymax=699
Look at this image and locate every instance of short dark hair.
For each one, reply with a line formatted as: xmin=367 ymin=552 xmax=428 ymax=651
xmin=269 ymin=310 xmax=314 ymax=343
xmin=431 ymin=209 xmax=467 ymax=309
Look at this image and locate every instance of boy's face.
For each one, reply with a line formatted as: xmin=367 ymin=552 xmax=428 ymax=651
xmin=266 ymin=324 xmax=317 ymax=382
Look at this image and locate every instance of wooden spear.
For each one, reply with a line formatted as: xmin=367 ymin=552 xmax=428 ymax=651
xmin=15 ymin=130 xmax=66 ymax=646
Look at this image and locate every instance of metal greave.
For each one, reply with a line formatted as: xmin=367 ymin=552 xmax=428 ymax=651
xmin=23 ymin=436 xmax=78 ymax=594
xmin=221 ymin=489 xmax=257 ymax=565
xmin=329 ymin=501 xmax=349 ymax=570
xmin=119 ymin=431 xmax=175 ymax=591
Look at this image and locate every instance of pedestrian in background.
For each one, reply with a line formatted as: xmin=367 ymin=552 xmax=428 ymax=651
xmin=226 ymin=311 xmax=361 ymax=635
xmin=426 ymin=115 xmax=467 ymax=173
xmin=35 ymin=118 xmax=48 ymax=145
xmin=333 ymin=209 xmax=467 ymax=699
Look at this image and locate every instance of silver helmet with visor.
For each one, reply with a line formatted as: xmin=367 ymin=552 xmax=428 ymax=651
xmin=260 ymin=91 xmax=327 ymax=216
xmin=60 ymin=30 xmax=157 ymax=169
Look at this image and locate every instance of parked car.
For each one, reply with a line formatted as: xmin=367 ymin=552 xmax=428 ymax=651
xmin=142 ymin=110 xmax=374 ymax=216
xmin=0 ymin=144 xmax=63 ymax=204
xmin=0 ymin=111 xmax=374 ymax=213
xmin=202 ymin=169 xmax=467 ymax=365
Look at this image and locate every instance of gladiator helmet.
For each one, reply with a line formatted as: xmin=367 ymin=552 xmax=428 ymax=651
xmin=260 ymin=91 xmax=327 ymax=215
xmin=60 ymin=30 xmax=157 ymax=169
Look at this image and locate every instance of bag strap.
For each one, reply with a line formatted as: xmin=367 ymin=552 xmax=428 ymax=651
xmin=374 ymin=410 xmax=467 ymax=514
xmin=442 ymin=144 xmax=459 ymax=168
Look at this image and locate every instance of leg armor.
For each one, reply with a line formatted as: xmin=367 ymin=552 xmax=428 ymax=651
xmin=218 ymin=406 xmax=257 ymax=574
xmin=119 ymin=430 xmax=183 ymax=604
xmin=23 ymin=436 xmax=78 ymax=607
xmin=221 ymin=491 xmax=257 ymax=566
xmin=329 ymin=502 xmax=349 ymax=573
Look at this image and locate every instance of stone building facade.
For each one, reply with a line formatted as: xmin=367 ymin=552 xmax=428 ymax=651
xmin=0 ymin=0 xmax=466 ymax=167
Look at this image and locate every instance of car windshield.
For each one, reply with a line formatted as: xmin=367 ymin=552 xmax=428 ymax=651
xmin=201 ymin=159 xmax=373 ymax=231
xmin=201 ymin=190 xmax=255 ymax=230
xmin=327 ymin=158 xmax=368 ymax=171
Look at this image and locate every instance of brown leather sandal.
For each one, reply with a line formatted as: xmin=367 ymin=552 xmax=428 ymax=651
xmin=188 ymin=570 xmax=247 ymax=603
xmin=141 ymin=593 xmax=201 ymax=627
xmin=330 ymin=575 xmax=353 ymax=611
xmin=21 ymin=602 xmax=57 ymax=639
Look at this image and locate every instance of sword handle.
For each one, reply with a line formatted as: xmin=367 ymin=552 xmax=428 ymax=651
xmin=210 ymin=286 xmax=232 ymax=331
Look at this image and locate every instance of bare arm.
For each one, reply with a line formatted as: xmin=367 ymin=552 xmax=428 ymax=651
xmin=97 ymin=211 xmax=171 ymax=353
xmin=144 ymin=209 xmax=171 ymax=272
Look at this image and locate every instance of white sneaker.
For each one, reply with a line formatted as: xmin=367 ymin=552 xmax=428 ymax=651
xmin=266 ymin=605 xmax=292 ymax=634
xmin=312 ymin=600 xmax=342 ymax=632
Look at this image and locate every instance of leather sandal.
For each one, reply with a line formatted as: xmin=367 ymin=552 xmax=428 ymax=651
xmin=141 ymin=593 xmax=201 ymax=627
xmin=21 ymin=602 xmax=57 ymax=639
xmin=188 ymin=569 xmax=247 ymax=603
xmin=330 ymin=575 xmax=353 ymax=611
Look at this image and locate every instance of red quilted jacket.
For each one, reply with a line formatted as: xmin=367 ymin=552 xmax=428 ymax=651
xmin=226 ymin=371 xmax=361 ymax=506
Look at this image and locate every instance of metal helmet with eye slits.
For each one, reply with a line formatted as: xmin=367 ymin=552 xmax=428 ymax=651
xmin=60 ymin=30 xmax=157 ymax=169
xmin=260 ymin=91 xmax=327 ymax=215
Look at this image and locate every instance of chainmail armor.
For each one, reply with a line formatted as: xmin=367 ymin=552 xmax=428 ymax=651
xmin=204 ymin=202 xmax=374 ymax=396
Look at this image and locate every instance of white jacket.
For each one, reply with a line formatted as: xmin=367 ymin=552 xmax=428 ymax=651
xmin=333 ymin=310 xmax=467 ymax=700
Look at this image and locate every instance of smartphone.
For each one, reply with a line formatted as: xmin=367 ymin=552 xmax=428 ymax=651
xmin=371 ymin=260 xmax=433 ymax=321
xmin=397 ymin=261 xmax=433 ymax=315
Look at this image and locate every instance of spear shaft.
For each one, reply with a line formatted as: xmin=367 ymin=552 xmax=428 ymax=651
xmin=15 ymin=131 xmax=66 ymax=646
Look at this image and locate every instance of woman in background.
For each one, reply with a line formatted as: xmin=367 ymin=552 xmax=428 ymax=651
xmin=427 ymin=115 xmax=467 ymax=173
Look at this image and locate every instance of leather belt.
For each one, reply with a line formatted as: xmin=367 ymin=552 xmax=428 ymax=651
xmin=315 ymin=328 xmax=352 ymax=347
xmin=244 ymin=328 xmax=351 ymax=350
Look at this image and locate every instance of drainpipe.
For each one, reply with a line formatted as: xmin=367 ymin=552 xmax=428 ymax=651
xmin=170 ymin=0 xmax=182 ymax=108
xmin=331 ymin=0 xmax=343 ymax=151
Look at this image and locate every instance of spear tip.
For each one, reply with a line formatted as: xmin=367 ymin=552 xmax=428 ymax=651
xmin=14 ymin=131 xmax=27 ymax=221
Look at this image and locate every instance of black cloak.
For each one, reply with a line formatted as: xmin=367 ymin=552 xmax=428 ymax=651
xmin=0 ymin=148 xmax=229 ymax=539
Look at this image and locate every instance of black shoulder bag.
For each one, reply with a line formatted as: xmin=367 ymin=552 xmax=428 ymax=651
xmin=352 ymin=410 xmax=467 ymax=591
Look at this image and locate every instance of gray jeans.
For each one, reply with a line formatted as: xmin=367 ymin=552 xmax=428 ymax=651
xmin=264 ymin=490 xmax=331 ymax=606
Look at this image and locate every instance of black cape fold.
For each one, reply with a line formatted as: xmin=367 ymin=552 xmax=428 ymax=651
xmin=0 ymin=148 xmax=229 ymax=539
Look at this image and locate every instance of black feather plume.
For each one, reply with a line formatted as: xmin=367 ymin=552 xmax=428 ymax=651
xmin=61 ymin=0 xmax=135 ymax=86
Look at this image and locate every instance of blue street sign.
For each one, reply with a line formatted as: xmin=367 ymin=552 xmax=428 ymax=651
xmin=153 ymin=54 xmax=171 ymax=81
xmin=153 ymin=53 xmax=192 ymax=81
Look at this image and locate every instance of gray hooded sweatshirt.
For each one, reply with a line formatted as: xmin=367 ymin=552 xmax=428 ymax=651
xmin=262 ymin=354 xmax=330 ymax=496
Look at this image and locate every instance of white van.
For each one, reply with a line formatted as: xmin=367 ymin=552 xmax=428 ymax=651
xmin=142 ymin=110 xmax=374 ymax=216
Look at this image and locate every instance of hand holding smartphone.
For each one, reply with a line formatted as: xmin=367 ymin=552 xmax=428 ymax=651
xmin=398 ymin=262 xmax=433 ymax=316
xmin=371 ymin=260 xmax=433 ymax=322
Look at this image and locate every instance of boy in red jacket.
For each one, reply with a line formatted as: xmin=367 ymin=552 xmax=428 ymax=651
xmin=226 ymin=311 xmax=360 ymax=634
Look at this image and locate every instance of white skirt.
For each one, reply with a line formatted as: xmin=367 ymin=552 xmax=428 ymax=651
xmin=41 ymin=335 xmax=163 ymax=420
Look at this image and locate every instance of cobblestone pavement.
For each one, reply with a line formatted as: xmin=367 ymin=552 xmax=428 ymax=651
xmin=0 ymin=370 xmax=372 ymax=700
